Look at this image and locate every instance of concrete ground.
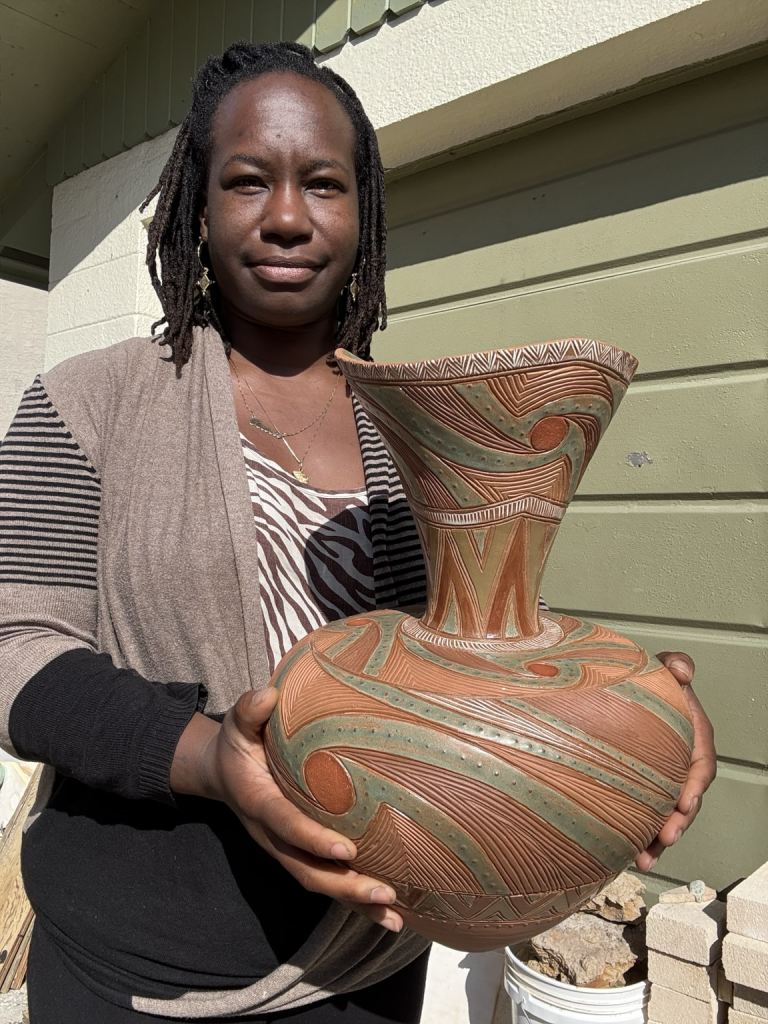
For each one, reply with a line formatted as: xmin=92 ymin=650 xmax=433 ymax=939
xmin=0 ymin=986 xmax=27 ymax=1024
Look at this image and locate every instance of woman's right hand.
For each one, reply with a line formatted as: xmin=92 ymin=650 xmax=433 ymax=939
xmin=170 ymin=688 xmax=403 ymax=932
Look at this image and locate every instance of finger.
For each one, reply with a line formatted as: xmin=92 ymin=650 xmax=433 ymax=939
xmin=266 ymin=831 xmax=398 ymax=905
xmin=231 ymin=687 xmax=280 ymax=738
xmin=249 ymin=791 xmax=358 ymax=861
xmin=656 ymin=651 xmax=695 ymax=685
xmin=341 ymin=902 xmax=404 ymax=933
xmin=635 ymin=839 xmax=665 ymax=872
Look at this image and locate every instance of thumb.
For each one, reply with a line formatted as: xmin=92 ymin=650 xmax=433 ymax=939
xmin=233 ymin=687 xmax=280 ymax=738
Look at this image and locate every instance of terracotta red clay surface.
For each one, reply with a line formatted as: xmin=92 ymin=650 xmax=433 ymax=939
xmin=264 ymin=339 xmax=694 ymax=951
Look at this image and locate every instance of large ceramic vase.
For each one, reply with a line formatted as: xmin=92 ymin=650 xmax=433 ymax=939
xmin=264 ymin=339 xmax=694 ymax=952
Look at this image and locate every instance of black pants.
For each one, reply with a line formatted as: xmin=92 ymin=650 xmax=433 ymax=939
xmin=27 ymin=925 xmax=430 ymax=1024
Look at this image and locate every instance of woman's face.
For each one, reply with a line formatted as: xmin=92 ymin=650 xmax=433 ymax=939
xmin=200 ymin=72 xmax=360 ymax=331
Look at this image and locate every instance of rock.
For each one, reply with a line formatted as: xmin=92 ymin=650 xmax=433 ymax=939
xmin=582 ymin=872 xmax=646 ymax=922
xmin=529 ymin=913 xmax=638 ymax=987
xmin=659 ymin=880 xmax=717 ymax=905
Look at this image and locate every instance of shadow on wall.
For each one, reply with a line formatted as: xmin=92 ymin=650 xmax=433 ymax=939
xmin=386 ymin=59 xmax=768 ymax=275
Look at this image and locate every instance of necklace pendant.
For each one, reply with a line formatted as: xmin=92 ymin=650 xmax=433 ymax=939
xmin=249 ymin=416 xmax=282 ymax=438
xmin=292 ymin=469 xmax=309 ymax=483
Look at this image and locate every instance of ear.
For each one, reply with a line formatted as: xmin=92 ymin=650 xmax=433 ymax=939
xmin=198 ymin=203 xmax=208 ymax=243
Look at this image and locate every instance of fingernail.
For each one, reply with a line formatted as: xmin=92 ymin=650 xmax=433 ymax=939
xmin=383 ymin=916 xmax=403 ymax=933
xmin=674 ymin=829 xmax=683 ymax=843
xmin=648 ymin=856 xmax=659 ymax=869
xmin=669 ymin=659 xmax=690 ymax=678
xmin=690 ymin=796 xmax=699 ymax=813
xmin=331 ymin=843 xmax=353 ymax=860
xmin=371 ymin=886 xmax=397 ymax=904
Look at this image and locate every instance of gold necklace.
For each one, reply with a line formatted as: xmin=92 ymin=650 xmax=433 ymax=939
xmin=230 ymin=359 xmax=340 ymax=440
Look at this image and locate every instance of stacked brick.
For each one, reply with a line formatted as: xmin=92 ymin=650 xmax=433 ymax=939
xmin=646 ymin=892 xmax=729 ymax=1024
xmin=723 ymin=863 xmax=768 ymax=1024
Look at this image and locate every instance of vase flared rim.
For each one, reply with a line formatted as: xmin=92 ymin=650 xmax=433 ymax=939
xmin=336 ymin=337 xmax=638 ymax=386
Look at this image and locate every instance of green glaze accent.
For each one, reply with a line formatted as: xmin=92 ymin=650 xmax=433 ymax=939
xmin=269 ymin=708 xmax=510 ymax=893
xmin=361 ymin=614 xmax=401 ymax=676
xmin=608 ymin=680 xmax=695 ymax=748
xmin=316 ymin=0 xmax=350 ymax=54
xmin=351 ymin=0 xmax=388 ymax=35
xmin=310 ymin=645 xmax=680 ymax=809
xmin=274 ymin=707 xmax=638 ymax=872
xmin=124 ymin=24 xmax=150 ymax=149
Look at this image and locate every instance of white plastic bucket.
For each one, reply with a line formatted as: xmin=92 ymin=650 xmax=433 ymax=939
xmin=504 ymin=948 xmax=649 ymax=1024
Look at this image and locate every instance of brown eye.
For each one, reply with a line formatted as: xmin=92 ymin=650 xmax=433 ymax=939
xmin=309 ymin=179 xmax=343 ymax=193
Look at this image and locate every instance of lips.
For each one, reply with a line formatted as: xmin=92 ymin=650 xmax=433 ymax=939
xmin=249 ymin=257 xmax=323 ymax=285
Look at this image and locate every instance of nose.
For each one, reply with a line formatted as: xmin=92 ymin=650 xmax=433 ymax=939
xmin=260 ymin=181 xmax=312 ymax=245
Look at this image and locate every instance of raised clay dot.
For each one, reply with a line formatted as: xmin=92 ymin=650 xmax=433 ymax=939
xmin=530 ymin=416 xmax=569 ymax=451
xmin=303 ymin=750 xmax=356 ymax=815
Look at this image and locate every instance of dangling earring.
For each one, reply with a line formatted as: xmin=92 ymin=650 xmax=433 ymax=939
xmin=196 ymin=238 xmax=213 ymax=296
xmin=348 ymin=271 xmax=359 ymax=304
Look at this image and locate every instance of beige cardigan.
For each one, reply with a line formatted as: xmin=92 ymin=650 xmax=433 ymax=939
xmin=0 ymin=329 xmax=429 ymax=1017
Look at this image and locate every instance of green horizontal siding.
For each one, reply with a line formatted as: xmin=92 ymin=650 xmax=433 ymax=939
xmin=384 ymin=57 xmax=768 ymax=891
xmin=45 ymin=0 xmax=436 ymax=184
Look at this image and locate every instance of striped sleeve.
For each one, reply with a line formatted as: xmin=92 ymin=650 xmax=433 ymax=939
xmin=0 ymin=377 xmax=101 ymax=589
xmin=0 ymin=380 xmax=203 ymax=800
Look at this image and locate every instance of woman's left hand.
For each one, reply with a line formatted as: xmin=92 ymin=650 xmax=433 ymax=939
xmin=634 ymin=651 xmax=717 ymax=872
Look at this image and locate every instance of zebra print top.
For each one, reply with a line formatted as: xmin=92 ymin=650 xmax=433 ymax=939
xmin=240 ymin=434 xmax=376 ymax=674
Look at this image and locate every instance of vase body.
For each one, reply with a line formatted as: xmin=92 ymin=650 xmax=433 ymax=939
xmin=264 ymin=339 xmax=694 ymax=952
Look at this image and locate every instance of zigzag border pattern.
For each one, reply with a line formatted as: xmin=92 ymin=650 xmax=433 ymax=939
xmin=401 ymin=614 xmax=564 ymax=651
xmin=409 ymin=493 xmax=566 ymax=527
xmin=338 ymin=338 xmax=638 ymax=386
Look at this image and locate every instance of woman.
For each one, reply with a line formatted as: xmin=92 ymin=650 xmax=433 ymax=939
xmin=0 ymin=42 xmax=715 ymax=1023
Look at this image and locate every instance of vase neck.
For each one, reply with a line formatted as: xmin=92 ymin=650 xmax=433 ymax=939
xmin=414 ymin=512 xmax=560 ymax=642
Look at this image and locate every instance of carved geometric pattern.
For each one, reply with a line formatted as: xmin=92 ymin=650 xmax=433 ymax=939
xmin=266 ymin=340 xmax=693 ymax=952
xmin=337 ymin=338 xmax=638 ymax=385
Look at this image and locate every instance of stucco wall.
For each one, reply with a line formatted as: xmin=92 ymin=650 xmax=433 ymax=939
xmin=0 ymin=279 xmax=48 ymax=433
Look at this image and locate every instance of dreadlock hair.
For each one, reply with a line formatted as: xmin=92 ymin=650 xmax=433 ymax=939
xmin=140 ymin=41 xmax=387 ymax=374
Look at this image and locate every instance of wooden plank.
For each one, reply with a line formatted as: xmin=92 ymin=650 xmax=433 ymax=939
xmin=351 ymin=0 xmax=387 ymax=35
xmin=578 ymin=369 xmax=768 ymax=497
xmin=46 ymin=123 xmax=66 ymax=188
xmin=0 ymin=909 xmax=32 ymax=993
xmin=103 ymin=52 xmax=126 ymax=159
xmin=10 ymin=916 xmax=33 ymax=990
xmin=0 ymin=766 xmax=41 ymax=988
xmin=316 ymin=0 xmax=349 ymax=53
xmin=283 ymin=0 xmax=315 ymax=47
xmin=125 ymin=23 xmax=150 ymax=149
xmin=252 ymin=0 xmax=281 ymax=42
xmin=223 ymin=0 xmax=253 ymax=44
xmin=594 ymin=620 xmax=768 ymax=767
xmin=542 ymin=504 xmax=768 ymax=629
xmin=386 ymin=58 xmax=768 ymax=230
xmin=383 ymin=245 xmax=768 ymax=377
xmin=83 ymin=76 xmax=105 ymax=168
xmin=63 ymin=98 xmax=85 ymax=179
xmin=197 ymin=0 xmax=225 ymax=68
xmin=147 ymin=0 xmax=174 ymax=137
xmin=385 ymin=121 xmax=768 ymax=316
xmin=170 ymin=0 xmax=199 ymax=125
